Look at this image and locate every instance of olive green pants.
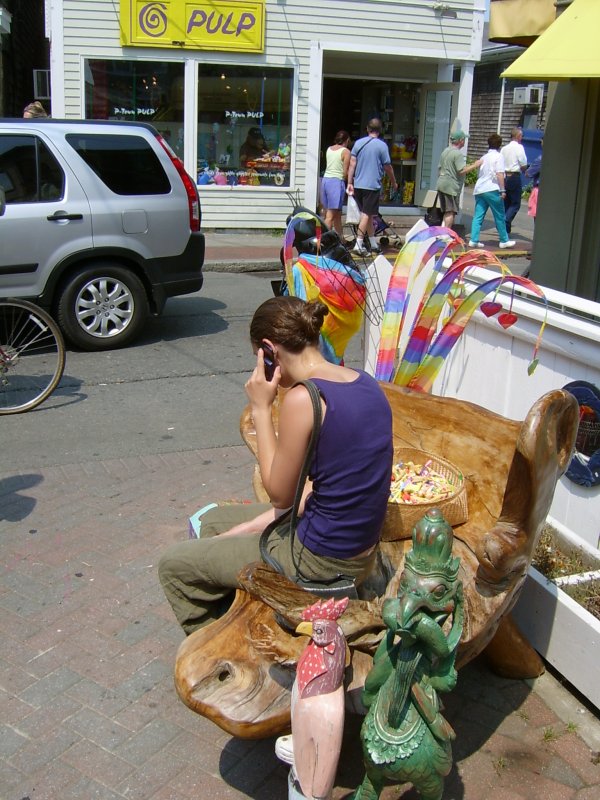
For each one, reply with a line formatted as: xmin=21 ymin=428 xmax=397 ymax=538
xmin=158 ymin=503 xmax=375 ymax=635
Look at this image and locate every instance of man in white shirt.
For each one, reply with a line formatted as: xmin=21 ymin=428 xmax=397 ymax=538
xmin=501 ymin=128 xmax=528 ymax=235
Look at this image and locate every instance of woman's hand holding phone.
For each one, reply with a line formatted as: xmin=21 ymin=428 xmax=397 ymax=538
xmin=262 ymin=341 xmax=276 ymax=382
xmin=245 ymin=342 xmax=279 ymax=409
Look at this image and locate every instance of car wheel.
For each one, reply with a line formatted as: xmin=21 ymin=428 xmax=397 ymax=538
xmin=57 ymin=265 xmax=149 ymax=350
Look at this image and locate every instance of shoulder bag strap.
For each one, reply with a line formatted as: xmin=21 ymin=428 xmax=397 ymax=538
xmin=290 ymin=380 xmax=322 ymax=532
xmin=259 ymin=380 xmax=322 ymax=573
xmin=354 ymin=136 xmax=375 ymax=160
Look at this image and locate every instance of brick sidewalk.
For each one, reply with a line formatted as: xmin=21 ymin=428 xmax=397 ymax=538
xmin=1 ymin=448 xmax=599 ymax=799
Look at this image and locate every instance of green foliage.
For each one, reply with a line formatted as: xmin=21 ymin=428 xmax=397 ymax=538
xmin=464 ymin=170 xmax=477 ymax=187
xmin=542 ymin=727 xmax=559 ymax=742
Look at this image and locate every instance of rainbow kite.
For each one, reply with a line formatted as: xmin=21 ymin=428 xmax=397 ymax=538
xmin=283 ymin=212 xmax=367 ymax=364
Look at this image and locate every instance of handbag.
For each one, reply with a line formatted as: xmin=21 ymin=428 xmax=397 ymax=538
xmin=259 ymin=380 xmax=358 ymax=599
xmin=346 ymin=195 xmax=361 ymax=225
xmin=424 ymin=192 xmax=443 ymax=226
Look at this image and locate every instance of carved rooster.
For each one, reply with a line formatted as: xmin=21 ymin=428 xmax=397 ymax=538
xmin=351 ymin=509 xmax=464 ymax=800
xmin=277 ymin=596 xmax=350 ymax=800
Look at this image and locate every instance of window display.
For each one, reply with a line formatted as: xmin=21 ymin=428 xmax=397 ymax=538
xmin=84 ymin=60 xmax=186 ymax=159
xmin=197 ymin=65 xmax=292 ymax=187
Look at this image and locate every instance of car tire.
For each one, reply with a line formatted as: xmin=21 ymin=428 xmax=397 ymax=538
xmin=57 ymin=264 xmax=149 ymax=351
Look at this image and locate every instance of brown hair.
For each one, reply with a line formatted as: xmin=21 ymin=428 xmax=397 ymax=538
xmin=250 ymin=296 xmax=328 ymax=352
xmin=488 ymin=133 xmax=502 ymax=150
xmin=23 ymin=101 xmax=48 ymax=119
xmin=333 ymin=130 xmax=350 ymax=145
xmin=367 ymin=118 xmax=382 ymax=135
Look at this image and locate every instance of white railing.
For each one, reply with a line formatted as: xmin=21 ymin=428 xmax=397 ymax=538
xmin=432 ymin=268 xmax=600 ymax=550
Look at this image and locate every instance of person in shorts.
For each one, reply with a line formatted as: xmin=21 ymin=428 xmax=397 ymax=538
xmin=435 ymin=130 xmax=481 ymax=229
xmin=320 ymin=130 xmax=351 ymax=238
xmin=346 ymin=119 xmax=397 ymax=255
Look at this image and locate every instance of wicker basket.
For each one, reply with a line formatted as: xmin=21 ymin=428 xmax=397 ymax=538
xmin=575 ymin=419 xmax=600 ymax=457
xmin=381 ymin=447 xmax=468 ymax=541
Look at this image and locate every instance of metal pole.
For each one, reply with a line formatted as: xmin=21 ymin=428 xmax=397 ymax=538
xmin=497 ymin=77 xmax=506 ymax=135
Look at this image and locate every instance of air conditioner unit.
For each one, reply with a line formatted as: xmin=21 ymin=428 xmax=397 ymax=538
xmin=33 ymin=70 xmax=51 ymax=100
xmin=513 ymin=85 xmax=544 ymax=106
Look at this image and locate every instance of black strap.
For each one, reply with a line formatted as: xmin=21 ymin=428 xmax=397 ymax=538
xmin=259 ymin=380 xmax=321 ymax=574
xmin=258 ymin=381 xmax=358 ymax=598
xmin=354 ymin=136 xmax=375 ymax=160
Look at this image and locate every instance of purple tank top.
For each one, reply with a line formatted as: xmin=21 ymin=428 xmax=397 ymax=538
xmin=297 ymin=371 xmax=393 ymax=558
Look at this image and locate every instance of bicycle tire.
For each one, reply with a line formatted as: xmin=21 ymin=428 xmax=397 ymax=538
xmin=0 ymin=299 xmax=66 ymax=414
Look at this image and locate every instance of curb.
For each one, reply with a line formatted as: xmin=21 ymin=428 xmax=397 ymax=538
xmin=204 ymin=260 xmax=281 ymax=273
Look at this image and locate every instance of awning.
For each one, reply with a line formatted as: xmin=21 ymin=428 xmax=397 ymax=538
xmin=489 ymin=0 xmax=557 ymax=48
xmin=502 ymin=0 xmax=600 ymax=81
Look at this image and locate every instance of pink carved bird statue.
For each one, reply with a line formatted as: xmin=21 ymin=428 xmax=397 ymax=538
xmin=277 ymin=596 xmax=350 ymax=799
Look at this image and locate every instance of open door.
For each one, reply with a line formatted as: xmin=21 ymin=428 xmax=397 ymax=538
xmin=415 ymin=83 xmax=459 ymax=207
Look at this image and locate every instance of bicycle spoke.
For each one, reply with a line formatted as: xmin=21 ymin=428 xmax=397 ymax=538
xmin=0 ymin=300 xmax=66 ymax=414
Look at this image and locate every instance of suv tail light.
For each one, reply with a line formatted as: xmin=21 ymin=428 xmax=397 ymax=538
xmin=156 ymin=135 xmax=201 ymax=232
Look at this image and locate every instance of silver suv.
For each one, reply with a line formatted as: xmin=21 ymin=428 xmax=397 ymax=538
xmin=0 ymin=119 xmax=204 ymax=350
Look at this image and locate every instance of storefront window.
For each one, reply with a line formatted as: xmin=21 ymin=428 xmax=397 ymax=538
xmin=197 ymin=65 xmax=293 ymax=188
xmin=84 ymin=60 xmax=186 ymax=159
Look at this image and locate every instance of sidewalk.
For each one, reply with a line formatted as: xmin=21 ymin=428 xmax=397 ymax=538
xmin=2 ymin=447 xmax=600 ymax=800
xmin=203 ymin=187 xmax=534 ymax=276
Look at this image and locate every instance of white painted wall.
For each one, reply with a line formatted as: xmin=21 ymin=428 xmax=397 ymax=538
xmin=53 ymin=0 xmax=483 ymax=228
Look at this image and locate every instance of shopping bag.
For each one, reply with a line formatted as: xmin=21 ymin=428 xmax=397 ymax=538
xmin=424 ymin=192 xmax=443 ymax=226
xmin=346 ymin=195 xmax=361 ymax=225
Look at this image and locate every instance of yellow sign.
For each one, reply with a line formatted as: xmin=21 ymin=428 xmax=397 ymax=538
xmin=120 ymin=1 xmax=265 ymax=52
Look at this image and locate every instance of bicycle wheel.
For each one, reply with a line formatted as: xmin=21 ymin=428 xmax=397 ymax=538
xmin=0 ymin=299 xmax=66 ymax=414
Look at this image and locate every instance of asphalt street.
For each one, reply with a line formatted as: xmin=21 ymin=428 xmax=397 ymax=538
xmin=1 ymin=271 xmax=362 ymax=474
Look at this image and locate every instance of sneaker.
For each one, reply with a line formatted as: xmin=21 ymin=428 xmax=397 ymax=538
xmin=352 ymin=242 xmax=369 ymax=256
xmin=275 ymin=734 xmax=294 ymax=766
xmin=499 ymin=240 xmax=516 ymax=249
xmin=468 ymin=240 xmax=484 ymax=248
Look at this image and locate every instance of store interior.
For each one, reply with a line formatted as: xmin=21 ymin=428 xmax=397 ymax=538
xmin=320 ymin=77 xmax=421 ymax=207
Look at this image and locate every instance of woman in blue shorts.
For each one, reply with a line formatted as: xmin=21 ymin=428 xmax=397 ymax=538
xmin=320 ymin=130 xmax=351 ymax=238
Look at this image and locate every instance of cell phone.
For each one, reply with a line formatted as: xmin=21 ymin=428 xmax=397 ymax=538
xmin=262 ymin=341 xmax=276 ymax=381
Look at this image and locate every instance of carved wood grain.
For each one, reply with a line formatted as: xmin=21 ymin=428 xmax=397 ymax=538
xmin=175 ymin=384 xmax=579 ymax=738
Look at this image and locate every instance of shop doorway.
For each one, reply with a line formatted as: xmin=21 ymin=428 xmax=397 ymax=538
xmin=321 ymin=77 xmax=420 ymax=209
xmin=320 ymin=77 xmax=458 ymax=210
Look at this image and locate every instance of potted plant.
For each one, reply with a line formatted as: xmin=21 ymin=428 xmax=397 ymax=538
xmin=512 ymin=523 xmax=600 ymax=711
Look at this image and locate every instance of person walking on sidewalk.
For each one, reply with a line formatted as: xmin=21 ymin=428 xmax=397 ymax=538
xmin=346 ymin=119 xmax=397 ymax=256
xmin=436 ymin=130 xmax=481 ymax=229
xmin=469 ymin=133 xmax=515 ymax=250
xmin=501 ymin=128 xmax=528 ymax=235
xmin=320 ymin=130 xmax=352 ymax=239
xmin=158 ymin=296 xmax=393 ymax=634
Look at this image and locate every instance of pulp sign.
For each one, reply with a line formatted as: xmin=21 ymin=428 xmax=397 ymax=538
xmin=120 ymin=0 xmax=265 ymax=52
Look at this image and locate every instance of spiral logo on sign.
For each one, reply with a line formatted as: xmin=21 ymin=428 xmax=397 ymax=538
xmin=139 ymin=2 xmax=168 ymax=37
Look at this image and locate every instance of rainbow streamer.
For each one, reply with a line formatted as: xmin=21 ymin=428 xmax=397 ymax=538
xmin=406 ymin=275 xmax=548 ymax=393
xmin=393 ymin=251 xmax=511 ymax=387
xmin=374 ymin=227 xmax=549 ymax=394
xmin=374 ymin=227 xmax=461 ymax=381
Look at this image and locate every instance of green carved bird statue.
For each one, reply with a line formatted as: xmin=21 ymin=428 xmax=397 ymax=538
xmin=351 ymin=508 xmax=464 ymax=800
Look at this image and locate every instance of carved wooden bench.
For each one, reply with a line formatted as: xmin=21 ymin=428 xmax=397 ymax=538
xmin=175 ymin=383 xmax=578 ymax=738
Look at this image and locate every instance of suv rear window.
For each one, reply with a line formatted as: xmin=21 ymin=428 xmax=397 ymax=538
xmin=65 ymin=133 xmax=170 ymax=195
xmin=0 ymin=135 xmax=65 ymax=204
